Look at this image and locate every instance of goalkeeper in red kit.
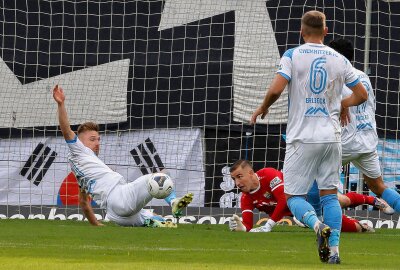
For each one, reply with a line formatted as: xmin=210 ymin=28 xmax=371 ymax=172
xmin=229 ymin=160 xmax=291 ymax=232
xmin=228 ymin=160 xmax=387 ymax=233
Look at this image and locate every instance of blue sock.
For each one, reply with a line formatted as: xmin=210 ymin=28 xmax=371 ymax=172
xmin=150 ymin=215 xmax=165 ymax=222
xmin=321 ymin=194 xmax=342 ymax=248
xmin=307 ymin=181 xmax=322 ymax=217
xmin=382 ymin=188 xmax=400 ymax=212
xmin=287 ymin=196 xmax=319 ymax=230
xmin=164 ymin=190 xmax=177 ymax=206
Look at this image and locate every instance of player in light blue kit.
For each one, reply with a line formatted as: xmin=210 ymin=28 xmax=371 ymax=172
xmin=250 ymin=11 xmax=368 ymax=264
xmin=330 ymin=38 xmax=400 ymax=212
xmin=53 ymin=85 xmax=193 ymax=227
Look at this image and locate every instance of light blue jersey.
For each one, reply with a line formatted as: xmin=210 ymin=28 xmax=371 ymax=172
xmin=66 ymin=136 xmax=122 ymax=208
xmin=341 ymin=68 xmax=378 ymax=154
xmin=278 ymin=43 xmax=359 ymax=144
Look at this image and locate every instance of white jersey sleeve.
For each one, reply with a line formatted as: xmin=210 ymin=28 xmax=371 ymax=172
xmin=341 ymin=68 xmax=378 ymax=154
xmin=281 ymin=43 xmax=360 ymax=144
xmin=277 ymin=48 xmax=295 ymax=81
xmin=343 ymin=58 xmax=360 ymax=88
xmin=66 ymin=136 xmax=123 ymax=208
xmin=67 ymin=136 xmax=96 ymax=157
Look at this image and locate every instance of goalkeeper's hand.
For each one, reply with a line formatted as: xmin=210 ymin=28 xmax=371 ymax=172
xmin=229 ymin=214 xmax=246 ymax=232
xmin=249 ymin=219 xmax=276 ymax=233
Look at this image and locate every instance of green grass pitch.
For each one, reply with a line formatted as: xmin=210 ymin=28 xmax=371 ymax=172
xmin=0 ymin=219 xmax=399 ymax=270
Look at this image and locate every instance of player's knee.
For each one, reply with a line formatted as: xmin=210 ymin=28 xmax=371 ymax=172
xmin=338 ymin=194 xmax=351 ymax=208
xmin=365 ymin=176 xmax=386 ymax=196
xmin=319 ymin=189 xmax=337 ymax=197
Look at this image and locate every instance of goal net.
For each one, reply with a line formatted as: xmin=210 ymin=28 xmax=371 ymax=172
xmin=0 ymin=0 xmax=399 ymax=228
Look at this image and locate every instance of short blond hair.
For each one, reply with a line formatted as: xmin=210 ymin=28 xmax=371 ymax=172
xmin=77 ymin=122 xmax=99 ymax=135
xmin=301 ymin=10 xmax=326 ymax=36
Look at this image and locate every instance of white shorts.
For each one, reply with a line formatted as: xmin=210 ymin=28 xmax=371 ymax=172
xmin=342 ymin=151 xmax=381 ymax=179
xmin=105 ymin=209 xmax=154 ymax=227
xmin=283 ymin=142 xmax=341 ymax=195
xmin=105 ymin=174 xmax=153 ymax=226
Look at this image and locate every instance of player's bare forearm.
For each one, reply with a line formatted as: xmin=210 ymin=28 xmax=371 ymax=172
xmin=79 ymin=192 xmax=103 ymax=226
xmin=53 ymin=85 xmax=75 ymax=141
xmin=261 ymin=75 xmax=287 ymax=109
xmin=57 ymin=103 xmax=75 ymax=141
xmin=343 ymin=82 xmax=368 ymax=108
xmin=261 ymin=92 xmax=279 ymax=111
xmin=341 ymin=95 xmax=362 ymax=109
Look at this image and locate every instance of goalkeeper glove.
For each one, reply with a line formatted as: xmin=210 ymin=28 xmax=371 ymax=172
xmin=249 ymin=219 xmax=276 ymax=233
xmin=229 ymin=214 xmax=246 ymax=232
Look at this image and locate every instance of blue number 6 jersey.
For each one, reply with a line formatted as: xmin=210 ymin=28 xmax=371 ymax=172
xmin=277 ymin=43 xmax=360 ymax=144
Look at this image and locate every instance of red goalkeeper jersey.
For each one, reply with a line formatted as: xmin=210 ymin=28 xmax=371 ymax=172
xmin=240 ymin=168 xmax=292 ymax=231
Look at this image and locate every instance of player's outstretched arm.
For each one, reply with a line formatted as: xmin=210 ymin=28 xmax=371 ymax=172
xmin=79 ymin=191 xmax=104 ymax=226
xmin=52 ymin=85 xmax=76 ymax=141
xmin=250 ymin=74 xmax=288 ymax=125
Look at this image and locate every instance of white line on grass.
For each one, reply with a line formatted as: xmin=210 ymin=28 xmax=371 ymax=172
xmin=0 ymin=241 xmax=397 ymax=257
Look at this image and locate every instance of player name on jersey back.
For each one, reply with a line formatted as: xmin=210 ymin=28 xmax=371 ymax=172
xmin=278 ymin=43 xmax=359 ymax=143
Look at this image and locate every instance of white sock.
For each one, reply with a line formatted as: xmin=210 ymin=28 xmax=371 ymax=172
xmin=170 ymin=198 xmax=177 ymax=207
xmin=313 ymin=220 xmax=322 ymax=233
xmin=330 ymin=246 xmax=339 ymax=256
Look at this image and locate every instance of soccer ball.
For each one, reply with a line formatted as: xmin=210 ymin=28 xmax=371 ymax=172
xmin=147 ymin=173 xmax=174 ymax=199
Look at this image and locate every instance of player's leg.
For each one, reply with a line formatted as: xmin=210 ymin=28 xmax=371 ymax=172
xmin=105 ymin=172 xmax=192 ymax=226
xmin=340 ymin=192 xmax=374 ymax=207
xmin=341 ymin=214 xmax=358 ymax=232
xmin=105 ymin=208 xmax=148 ymax=227
xmin=352 ymin=152 xmax=399 ymax=213
xmin=337 ymin=192 xmax=351 ymax=208
xmin=364 ymin=175 xmax=399 ymax=213
xmin=106 ymin=208 xmax=176 ymax=228
xmin=143 ymin=218 xmax=177 ymax=228
xmin=287 ymin=195 xmax=323 ymax=231
xmin=107 ymin=174 xmax=153 ymax=218
xmin=166 ymin=191 xmax=194 ymax=218
xmin=340 ymin=191 xmax=393 ymax=213
xmin=146 ymin=171 xmax=193 ymax=217
xmin=307 ymin=180 xmax=322 ymax=219
xmin=284 ymin=143 xmax=320 ymax=229
xmin=341 ymin=214 xmax=375 ymax=233
xmin=142 ymin=210 xmax=177 ymax=228
xmin=284 ymin=143 xmax=330 ymax=263
xmin=319 ymin=192 xmax=341 ymax=263
xmin=317 ymin=142 xmax=342 ymax=264
xmin=287 ymin=194 xmax=331 ymax=263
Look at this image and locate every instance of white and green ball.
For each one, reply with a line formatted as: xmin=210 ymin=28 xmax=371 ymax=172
xmin=147 ymin=173 xmax=174 ymax=199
